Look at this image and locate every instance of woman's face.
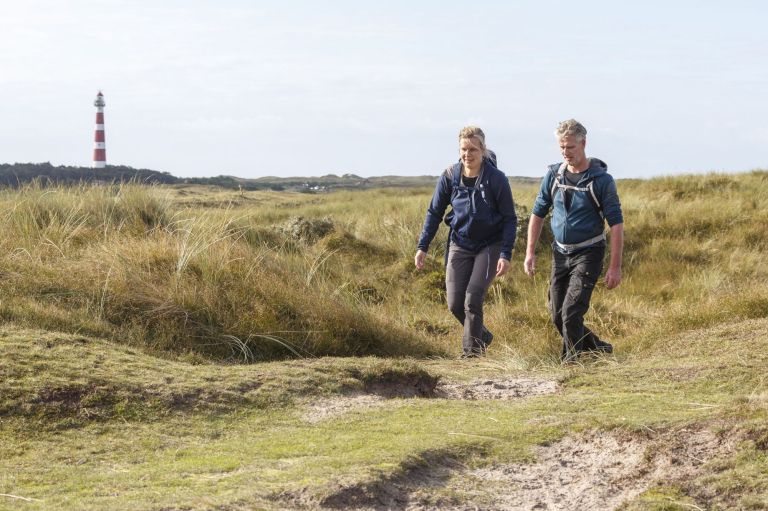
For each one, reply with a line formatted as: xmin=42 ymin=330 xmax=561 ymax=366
xmin=460 ymin=137 xmax=483 ymax=173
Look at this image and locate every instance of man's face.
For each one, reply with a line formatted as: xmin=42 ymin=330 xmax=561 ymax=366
xmin=558 ymin=135 xmax=587 ymax=168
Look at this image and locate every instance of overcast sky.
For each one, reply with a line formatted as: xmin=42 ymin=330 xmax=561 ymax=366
xmin=1 ymin=0 xmax=766 ymax=179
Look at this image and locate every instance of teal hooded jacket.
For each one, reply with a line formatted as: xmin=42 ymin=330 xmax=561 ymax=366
xmin=531 ymin=158 xmax=623 ymax=249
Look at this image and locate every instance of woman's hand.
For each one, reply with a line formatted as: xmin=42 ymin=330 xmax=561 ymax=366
xmin=414 ymin=250 xmax=427 ymax=270
xmin=496 ymin=257 xmax=510 ymax=277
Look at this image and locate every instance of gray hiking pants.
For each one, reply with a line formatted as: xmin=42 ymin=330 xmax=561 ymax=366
xmin=445 ymin=242 xmax=501 ymax=354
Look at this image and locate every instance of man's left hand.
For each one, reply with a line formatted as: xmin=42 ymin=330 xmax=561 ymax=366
xmin=605 ymin=267 xmax=621 ymax=289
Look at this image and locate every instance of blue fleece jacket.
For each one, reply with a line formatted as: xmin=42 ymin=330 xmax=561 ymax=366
xmin=531 ymin=158 xmax=623 ymax=248
xmin=417 ymin=159 xmax=517 ymax=261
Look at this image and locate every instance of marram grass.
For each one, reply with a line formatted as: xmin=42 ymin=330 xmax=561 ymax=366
xmin=2 ymin=172 xmax=768 ymax=510
xmin=2 ymin=172 xmax=768 ymax=361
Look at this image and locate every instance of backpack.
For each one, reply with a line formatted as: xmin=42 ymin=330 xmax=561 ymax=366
xmin=549 ymin=163 xmax=603 ymax=218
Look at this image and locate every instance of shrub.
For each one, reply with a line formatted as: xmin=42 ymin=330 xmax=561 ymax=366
xmin=280 ymin=216 xmax=335 ymax=244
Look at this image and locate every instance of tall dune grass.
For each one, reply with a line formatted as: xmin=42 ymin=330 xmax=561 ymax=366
xmin=1 ymin=171 xmax=766 ymax=362
xmin=0 ymin=182 xmax=436 ymax=361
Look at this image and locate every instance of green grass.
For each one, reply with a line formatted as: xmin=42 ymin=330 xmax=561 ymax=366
xmin=4 ymin=173 xmax=765 ymax=363
xmin=2 ymin=172 xmax=768 ymax=509
xmin=2 ymin=317 xmax=768 ymax=509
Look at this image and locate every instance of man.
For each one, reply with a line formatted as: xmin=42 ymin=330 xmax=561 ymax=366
xmin=523 ymin=119 xmax=624 ymax=361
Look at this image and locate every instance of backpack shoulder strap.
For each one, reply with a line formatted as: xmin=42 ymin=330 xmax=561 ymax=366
xmin=585 ymin=179 xmax=603 ymax=218
xmin=550 ymin=163 xmax=567 ymax=200
xmin=443 ymin=163 xmax=463 ymax=189
xmin=479 ymin=165 xmax=499 ymax=211
xmin=451 ymin=163 xmax=462 ymax=188
xmin=550 ymin=163 xmax=604 ymax=218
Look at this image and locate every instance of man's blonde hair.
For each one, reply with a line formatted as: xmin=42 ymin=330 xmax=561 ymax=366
xmin=555 ymin=119 xmax=587 ymax=142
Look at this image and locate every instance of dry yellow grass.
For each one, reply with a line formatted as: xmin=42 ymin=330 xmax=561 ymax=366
xmin=2 ymin=171 xmax=768 ymax=362
xmin=2 ymin=172 xmax=768 ymax=509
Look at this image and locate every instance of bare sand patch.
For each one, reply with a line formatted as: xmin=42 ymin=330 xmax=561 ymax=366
xmin=452 ymin=426 xmax=733 ymax=510
xmin=436 ymin=378 xmax=559 ymax=401
xmin=278 ymin=425 xmax=734 ymax=510
xmin=302 ymin=378 xmax=559 ymax=423
xmin=302 ymin=394 xmax=388 ymax=424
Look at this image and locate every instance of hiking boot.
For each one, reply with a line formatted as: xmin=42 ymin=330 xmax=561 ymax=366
xmin=593 ymin=339 xmax=613 ymax=354
xmin=481 ymin=329 xmax=494 ymax=350
xmin=461 ymin=340 xmax=486 ymax=359
xmin=461 ymin=332 xmax=491 ymax=359
xmin=561 ymin=348 xmax=579 ymax=364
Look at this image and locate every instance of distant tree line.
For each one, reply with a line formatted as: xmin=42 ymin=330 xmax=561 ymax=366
xmin=0 ymin=164 xmax=389 ymax=190
xmin=0 ymin=163 xmax=179 ymax=187
xmin=0 ymin=163 xmax=335 ymax=190
xmin=0 ymin=162 xmax=536 ymax=191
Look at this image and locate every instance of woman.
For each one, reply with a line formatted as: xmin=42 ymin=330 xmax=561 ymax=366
xmin=415 ymin=126 xmax=517 ymax=358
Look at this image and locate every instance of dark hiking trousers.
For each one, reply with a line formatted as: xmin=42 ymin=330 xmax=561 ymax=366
xmin=549 ymin=244 xmax=605 ymax=360
xmin=446 ymin=242 xmax=501 ymax=355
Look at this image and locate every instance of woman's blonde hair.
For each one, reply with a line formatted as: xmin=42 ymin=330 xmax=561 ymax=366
xmin=459 ymin=126 xmax=489 ymax=158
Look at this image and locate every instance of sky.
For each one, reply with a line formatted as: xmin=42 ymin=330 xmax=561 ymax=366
xmin=1 ymin=0 xmax=766 ymax=179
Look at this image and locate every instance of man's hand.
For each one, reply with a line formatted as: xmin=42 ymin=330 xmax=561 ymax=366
xmin=496 ymin=257 xmax=510 ymax=277
xmin=524 ymin=215 xmax=544 ymax=277
xmin=414 ymin=250 xmax=427 ymax=270
xmin=523 ymin=253 xmax=536 ymax=276
xmin=605 ymin=266 xmax=621 ymax=289
xmin=606 ymin=223 xmax=624 ymax=290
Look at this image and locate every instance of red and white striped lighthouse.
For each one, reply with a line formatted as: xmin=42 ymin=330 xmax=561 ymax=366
xmin=92 ymin=91 xmax=106 ymax=168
